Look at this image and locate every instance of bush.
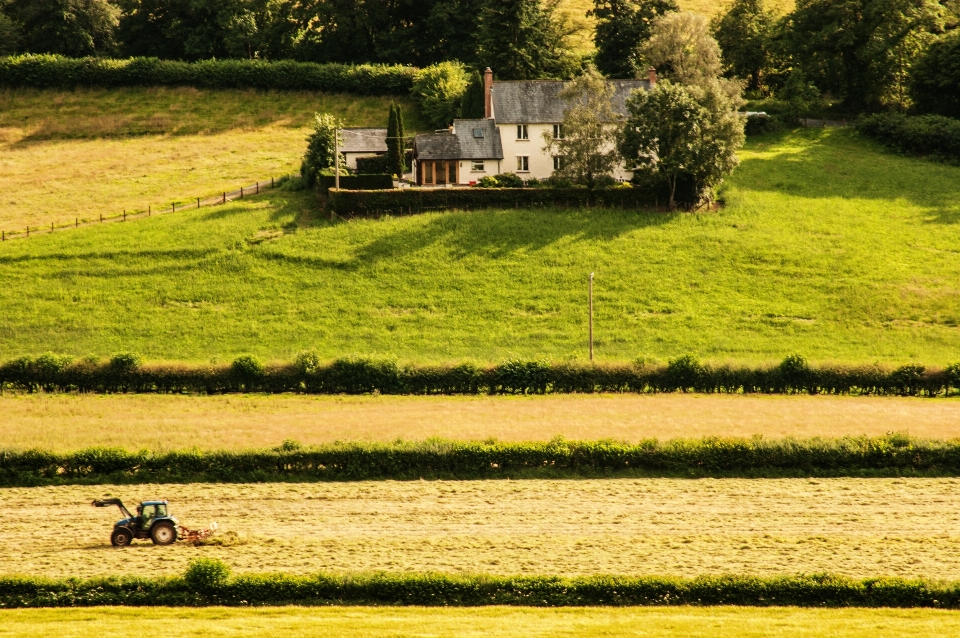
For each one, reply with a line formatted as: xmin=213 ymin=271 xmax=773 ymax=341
xmin=411 ymin=61 xmax=469 ymax=129
xmin=231 ymin=355 xmax=265 ymax=391
xmin=744 ymin=114 xmax=785 ymax=136
xmin=856 ymin=113 xmax=960 ymax=163
xmin=317 ymin=174 xmax=394 ymax=193
xmin=0 ymin=55 xmax=416 ymax=94
xmin=184 ymin=558 xmax=231 ymax=591
xmin=911 ymin=31 xmax=960 ymax=119
xmin=301 ymin=113 xmax=343 ymax=188
xmin=355 ymin=155 xmax=390 ymax=174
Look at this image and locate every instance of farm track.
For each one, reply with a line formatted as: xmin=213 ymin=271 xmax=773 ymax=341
xmin=4 ymin=478 xmax=960 ymax=580
xmin=4 ymin=393 xmax=960 ymax=451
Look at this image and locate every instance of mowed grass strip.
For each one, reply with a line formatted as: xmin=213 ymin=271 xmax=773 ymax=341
xmin=2 ymin=393 xmax=960 ymax=452
xmin=5 ymin=478 xmax=960 ymax=579
xmin=1 ymin=606 xmax=957 ymax=638
xmin=0 ymin=88 xmax=423 ymax=230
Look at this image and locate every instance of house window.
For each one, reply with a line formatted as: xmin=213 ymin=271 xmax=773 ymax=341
xmin=553 ymin=124 xmax=563 ymax=139
xmin=473 ymin=128 xmax=484 ymax=138
xmin=553 ymin=156 xmax=564 ymax=170
xmin=517 ymin=156 xmax=529 ymax=172
xmin=472 ymin=160 xmax=485 ymax=172
xmin=424 ymin=161 xmax=434 ymax=184
xmin=517 ymin=125 xmax=528 ymax=140
xmin=448 ymin=161 xmax=457 ymax=183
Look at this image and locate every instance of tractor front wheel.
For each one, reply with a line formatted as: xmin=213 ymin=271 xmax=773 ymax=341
xmin=111 ymin=528 xmax=132 ymax=547
xmin=151 ymin=522 xmax=177 ymax=545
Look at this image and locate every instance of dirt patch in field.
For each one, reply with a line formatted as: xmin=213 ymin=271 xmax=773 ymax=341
xmin=2 ymin=478 xmax=959 ymax=579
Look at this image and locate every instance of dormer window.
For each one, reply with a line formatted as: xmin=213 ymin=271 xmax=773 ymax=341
xmin=517 ymin=125 xmax=528 ymax=140
xmin=473 ymin=128 xmax=484 ymax=138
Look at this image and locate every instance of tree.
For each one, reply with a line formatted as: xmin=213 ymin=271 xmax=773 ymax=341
xmin=386 ymin=104 xmax=407 ymax=178
xmin=910 ymin=29 xmax=960 ymax=118
xmin=711 ymin=0 xmax=777 ymax=92
xmin=459 ymin=70 xmax=485 ymax=119
xmin=542 ymin=66 xmax=622 ymax=188
xmin=619 ymin=79 xmax=745 ymax=209
xmin=476 ymin=0 xmax=578 ymax=79
xmin=782 ymin=0 xmax=943 ymax=111
xmin=6 ymin=0 xmax=117 ymax=57
xmin=301 ymin=113 xmax=344 ymax=188
xmin=396 ymin=105 xmax=406 ymax=176
xmin=412 ymin=61 xmax=469 ymax=128
xmin=0 ymin=7 xmax=21 ymax=55
xmin=590 ymin=0 xmax=678 ymax=79
xmin=641 ymin=12 xmax=724 ymax=88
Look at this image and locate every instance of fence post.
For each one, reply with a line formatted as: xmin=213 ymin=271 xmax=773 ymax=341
xmin=240 ymin=186 xmax=244 ymax=199
xmin=271 ymin=177 xmax=274 ymax=188
xmin=2 ymin=231 xmax=4 ymax=241
xmin=123 ymin=210 xmax=126 ymax=221
xmin=197 ymin=197 xmax=200 ymax=209
xmin=51 ymin=222 xmax=54 ymax=233
xmin=222 ymin=192 xmax=226 ymax=204
xmin=256 ymin=182 xmax=259 ymax=194
xmin=100 ymin=214 xmax=103 ymax=223
xmin=75 ymin=218 xmax=78 ymax=227
xmin=26 ymin=227 xmax=29 ymax=237
xmin=148 ymin=206 xmax=151 ymax=216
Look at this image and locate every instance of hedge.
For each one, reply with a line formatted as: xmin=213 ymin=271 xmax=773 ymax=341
xmin=2 ymin=355 xmax=958 ymax=397
xmin=318 ymin=174 xmax=394 ymax=194
xmin=2 ymin=569 xmax=959 ymax=608
xmin=2 ymin=434 xmax=960 ymax=485
xmin=0 ymin=55 xmax=415 ymax=95
xmin=355 ymin=155 xmax=390 ymax=174
xmin=856 ymin=113 xmax=960 ymax=162
xmin=326 ymin=186 xmax=683 ymax=218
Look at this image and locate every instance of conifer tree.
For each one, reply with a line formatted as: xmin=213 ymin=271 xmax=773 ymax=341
xmin=395 ymin=105 xmax=406 ymax=175
xmin=590 ymin=0 xmax=678 ymax=78
xmin=387 ymin=104 xmax=400 ymax=178
xmin=476 ymin=0 xmax=577 ymax=80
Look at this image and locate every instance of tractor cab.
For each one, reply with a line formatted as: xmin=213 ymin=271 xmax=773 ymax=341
xmin=93 ymin=498 xmax=179 ymax=546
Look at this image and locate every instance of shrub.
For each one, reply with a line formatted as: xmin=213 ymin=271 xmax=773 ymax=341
xmin=744 ymin=113 xmax=785 ymax=135
xmin=184 ymin=558 xmax=231 ymax=591
xmin=411 ymin=61 xmax=469 ymax=129
xmin=665 ymin=354 xmax=703 ymax=392
xmin=0 ymin=55 xmax=416 ymax=94
xmin=231 ymin=355 xmax=265 ymax=391
xmin=109 ymin=353 xmax=142 ymax=373
xmin=494 ymin=172 xmax=525 ymax=188
xmin=317 ymin=174 xmax=394 ymax=193
xmin=301 ymin=113 xmax=343 ymax=188
xmin=355 ymin=154 xmax=389 ymax=175
xmin=911 ymin=31 xmax=960 ymax=119
xmin=779 ymin=353 xmax=810 ymax=392
xmin=856 ymin=113 xmax=960 ymax=163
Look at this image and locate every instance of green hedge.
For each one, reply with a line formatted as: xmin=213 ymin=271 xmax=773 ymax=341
xmin=355 ymin=155 xmax=391 ymax=174
xmin=2 ymin=355 xmax=958 ymax=397
xmin=318 ymin=174 xmax=394 ymax=193
xmin=2 ymin=434 xmax=960 ymax=486
xmin=0 ymin=55 xmax=415 ymax=95
xmin=1 ymin=570 xmax=958 ymax=608
xmin=326 ymin=186 xmax=675 ymax=218
xmin=856 ymin=113 xmax=960 ymax=162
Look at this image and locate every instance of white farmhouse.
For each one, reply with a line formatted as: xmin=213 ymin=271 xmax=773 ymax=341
xmin=412 ymin=68 xmax=656 ymax=186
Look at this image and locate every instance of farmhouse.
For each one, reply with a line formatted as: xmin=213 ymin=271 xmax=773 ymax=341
xmin=412 ymin=68 xmax=656 ymax=186
xmin=340 ymin=128 xmax=388 ymax=171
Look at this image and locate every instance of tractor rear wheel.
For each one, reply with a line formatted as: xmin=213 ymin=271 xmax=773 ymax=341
xmin=151 ymin=522 xmax=177 ymax=545
xmin=111 ymin=528 xmax=132 ymax=547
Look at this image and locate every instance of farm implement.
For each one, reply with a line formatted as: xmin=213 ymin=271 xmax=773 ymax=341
xmin=92 ymin=498 xmax=217 ymax=546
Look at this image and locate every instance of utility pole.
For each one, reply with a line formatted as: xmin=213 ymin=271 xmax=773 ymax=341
xmin=589 ymin=272 xmax=594 ymax=362
xmin=334 ymin=127 xmax=340 ymax=192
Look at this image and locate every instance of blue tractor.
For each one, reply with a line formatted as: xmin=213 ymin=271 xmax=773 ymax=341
xmin=93 ymin=498 xmax=179 ymax=546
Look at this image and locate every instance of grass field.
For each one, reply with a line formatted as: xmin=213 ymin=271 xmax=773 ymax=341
xmin=5 ymin=478 xmax=959 ymax=579
xmin=2 ymin=393 xmax=959 ymax=451
xmin=1 ymin=607 xmax=958 ymax=638
xmin=0 ymin=88 xmax=423 ymax=230
xmin=1 ymin=128 xmax=959 ymax=362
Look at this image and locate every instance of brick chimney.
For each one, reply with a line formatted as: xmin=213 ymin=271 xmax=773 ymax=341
xmin=647 ymin=66 xmax=657 ymax=87
xmin=484 ymin=67 xmax=493 ymax=119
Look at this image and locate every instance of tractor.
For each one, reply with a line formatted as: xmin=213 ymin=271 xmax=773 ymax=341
xmin=93 ymin=498 xmax=179 ymax=546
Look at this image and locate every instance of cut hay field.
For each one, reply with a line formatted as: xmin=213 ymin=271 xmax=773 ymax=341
xmin=1 ymin=128 xmax=959 ymax=363
xmin=2 ymin=393 xmax=960 ymax=451
xmin=0 ymin=88 xmax=424 ymax=231
xmin=1 ymin=607 xmax=957 ymax=638
xmin=5 ymin=478 xmax=960 ymax=579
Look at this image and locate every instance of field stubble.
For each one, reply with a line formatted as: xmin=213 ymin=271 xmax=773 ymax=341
xmin=3 ymin=478 xmax=960 ymax=580
xmin=2 ymin=393 xmax=960 ymax=451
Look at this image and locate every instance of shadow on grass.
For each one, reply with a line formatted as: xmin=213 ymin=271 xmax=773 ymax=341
xmin=735 ymin=128 xmax=960 ymax=224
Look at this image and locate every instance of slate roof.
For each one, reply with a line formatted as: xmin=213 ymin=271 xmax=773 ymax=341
xmin=490 ymin=79 xmax=650 ymax=123
xmin=414 ymin=119 xmax=503 ymax=160
xmin=340 ymin=128 xmax=388 ymax=153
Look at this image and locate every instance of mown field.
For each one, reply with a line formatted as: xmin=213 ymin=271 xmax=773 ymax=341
xmin=2 ymin=393 xmax=959 ymax=451
xmin=5 ymin=478 xmax=959 ymax=579
xmin=1 ymin=128 xmax=959 ymax=362
xmin=1 ymin=607 xmax=957 ymax=638
xmin=0 ymin=88 xmax=424 ymax=231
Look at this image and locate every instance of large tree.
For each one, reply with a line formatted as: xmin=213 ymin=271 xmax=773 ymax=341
xmin=711 ymin=0 xmax=777 ymax=92
xmin=641 ymin=11 xmax=725 ymax=88
xmin=590 ymin=0 xmax=678 ymax=79
xmin=543 ymin=66 xmax=622 ymax=187
xmin=910 ymin=29 xmax=960 ymax=118
xmin=476 ymin=0 xmax=578 ymax=79
xmin=782 ymin=0 xmax=943 ymax=110
xmin=0 ymin=6 xmax=20 ymax=55
xmin=6 ymin=0 xmax=117 ymax=57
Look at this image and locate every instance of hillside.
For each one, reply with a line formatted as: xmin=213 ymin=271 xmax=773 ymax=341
xmin=0 ymin=128 xmax=958 ymax=364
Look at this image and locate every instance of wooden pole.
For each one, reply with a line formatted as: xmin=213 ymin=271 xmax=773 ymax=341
xmin=589 ymin=272 xmax=594 ymax=362
xmin=172 ymin=202 xmax=175 ymax=213
xmin=240 ymin=186 xmax=244 ymax=198
xmin=334 ymin=127 xmax=340 ymax=192
xmin=123 ymin=210 xmax=126 ymax=221
xmin=197 ymin=197 xmax=200 ymax=209
xmin=51 ymin=222 xmax=54 ymax=232
xmin=223 ymin=192 xmax=226 ymax=204
xmin=75 ymin=218 xmax=78 ymax=227
xmin=256 ymin=181 xmax=259 ymax=194
xmin=148 ymin=206 xmax=151 ymax=216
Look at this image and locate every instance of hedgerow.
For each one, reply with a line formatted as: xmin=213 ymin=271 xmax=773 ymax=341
xmin=856 ymin=113 xmax=960 ymax=163
xmin=0 ymin=55 xmax=416 ymax=95
xmin=2 ymin=434 xmax=959 ymax=485
xmin=1 ymin=568 xmax=958 ymax=608
xmin=1 ymin=354 xmax=957 ymax=397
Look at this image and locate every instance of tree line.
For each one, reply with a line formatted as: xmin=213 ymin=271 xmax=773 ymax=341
xmin=1 ymin=0 xmax=956 ymax=114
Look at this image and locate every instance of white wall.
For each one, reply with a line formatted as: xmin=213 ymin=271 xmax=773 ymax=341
xmin=455 ymin=158 xmax=502 ymax=185
xmin=496 ymin=122 xmax=634 ymax=182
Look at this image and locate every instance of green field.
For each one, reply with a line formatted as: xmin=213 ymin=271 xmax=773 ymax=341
xmin=1 ymin=607 xmax=956 ymax=637
xmin=1 ymin=128 xmax=958 ymax=363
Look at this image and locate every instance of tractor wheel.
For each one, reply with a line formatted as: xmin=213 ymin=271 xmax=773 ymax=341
xmin=111 ymin=528 xmax=132 ymax=547
xmin=151 ymin=522 xmax=177 ymax=545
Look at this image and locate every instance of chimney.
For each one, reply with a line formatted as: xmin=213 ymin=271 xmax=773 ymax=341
xmin=647 ymin=66 xmax=657 ymax=87
xmin=484 ymin=67 xmax=493 ymax=119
